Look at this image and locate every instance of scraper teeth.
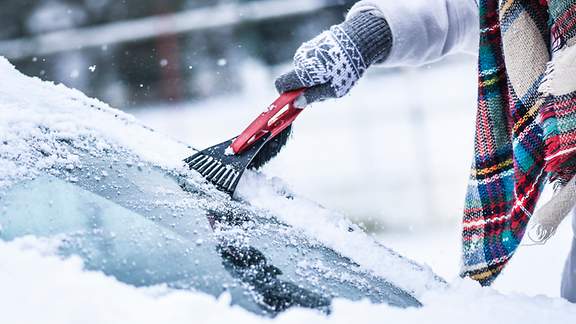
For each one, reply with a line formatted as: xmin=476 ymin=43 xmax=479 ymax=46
xmin=190 ymin=153 xmax=207 ymax=165
xmin=210 ymin=166 xmax=227 ymax=184
xmin=184 ymin=153 xmax=202 ymax=164
xmin=223 ymin=170 xmax=239 ymax=190
xmin=201 ymin=159 xmax=219 ymax=176
xmin=217 ymin=169 xmax=233 ymax=187
xmin=190 ymin=155 xmax=209 ymax=169
xmin=185 ymin=134 xmax=259 ymax=194
xmin=204 ymin=161 xmax=222 ymax=178
xmin=227 ymin=172 xmax=240 ymax=191
xmin=196 ymin=157 xmax=215 ymax=173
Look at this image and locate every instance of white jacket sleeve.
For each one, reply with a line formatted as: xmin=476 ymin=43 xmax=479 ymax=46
xmin=347 ymin=0 xmax=479 ymax=67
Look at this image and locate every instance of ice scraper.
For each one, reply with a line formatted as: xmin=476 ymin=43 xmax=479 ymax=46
xmin=184 ymin=89 xmax=305 ymax=195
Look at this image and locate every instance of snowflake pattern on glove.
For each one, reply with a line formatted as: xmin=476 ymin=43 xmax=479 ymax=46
xmin=294 ymin=25 xmax=367 ymax=98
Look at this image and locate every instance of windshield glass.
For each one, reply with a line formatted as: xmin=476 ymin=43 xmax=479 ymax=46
xmin=0 ymin=147 xmax=420 ymax=314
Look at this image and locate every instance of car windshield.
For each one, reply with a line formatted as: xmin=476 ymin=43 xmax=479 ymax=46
xmin=0 ymin=146 xmax=420 ymax=315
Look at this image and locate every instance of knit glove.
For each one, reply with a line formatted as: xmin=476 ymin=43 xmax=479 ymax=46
xmin=275 ymin=12 xmax=392 ymax=107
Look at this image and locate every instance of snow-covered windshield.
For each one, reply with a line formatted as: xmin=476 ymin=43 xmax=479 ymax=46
xmin=0 ymin=145 xmax=421 ymax=314
xmin=0 ymin=57 xmax=449 ymax=316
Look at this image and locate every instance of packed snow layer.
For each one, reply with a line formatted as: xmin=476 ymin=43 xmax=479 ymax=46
xmin=2 ymin=237 xmax=575 ymax=324
xmin=1 ymin=56 xmax=576 ymax=322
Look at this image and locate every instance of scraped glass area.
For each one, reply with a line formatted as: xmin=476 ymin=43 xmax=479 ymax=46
xmin=0 ymin=148 xmax=420 ymax=315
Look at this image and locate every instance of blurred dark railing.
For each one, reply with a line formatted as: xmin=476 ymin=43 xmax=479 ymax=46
xmin=0 ymin=0 xmax=355 ymax=108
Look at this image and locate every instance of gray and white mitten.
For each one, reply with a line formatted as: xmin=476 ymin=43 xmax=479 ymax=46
xmin=275 ymin=12 xmax=392 ymax=106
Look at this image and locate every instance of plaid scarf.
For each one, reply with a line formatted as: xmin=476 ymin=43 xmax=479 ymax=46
xmin=461 ymin=0 xmax=576 ymax=285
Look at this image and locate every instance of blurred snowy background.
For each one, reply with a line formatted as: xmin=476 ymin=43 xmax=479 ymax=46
xmin=1 ymin=0 xmax=573 ymax=298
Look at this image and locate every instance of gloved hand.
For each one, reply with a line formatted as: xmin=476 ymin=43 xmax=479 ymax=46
xmin=275 ymin=12 xmax=392 ymax=107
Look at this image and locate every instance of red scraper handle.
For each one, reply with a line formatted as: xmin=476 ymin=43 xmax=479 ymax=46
xmin=230 ymin=89 xmax=305 ymax=155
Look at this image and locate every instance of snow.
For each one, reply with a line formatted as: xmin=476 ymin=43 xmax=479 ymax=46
xmin=236 ymin=172 xmax=443 ymax=296
xmin=0 ymin=56 xmax=194 ymax=189
xmin=2 ymin=237 xmax=575 ymax=324
xmin=225 ymin=146 xmax=235 ymax=155
xmin=378 ymin=216 xmax=574 ymax=298
xmin=1 ymin=56 xmax=576 ymax=322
